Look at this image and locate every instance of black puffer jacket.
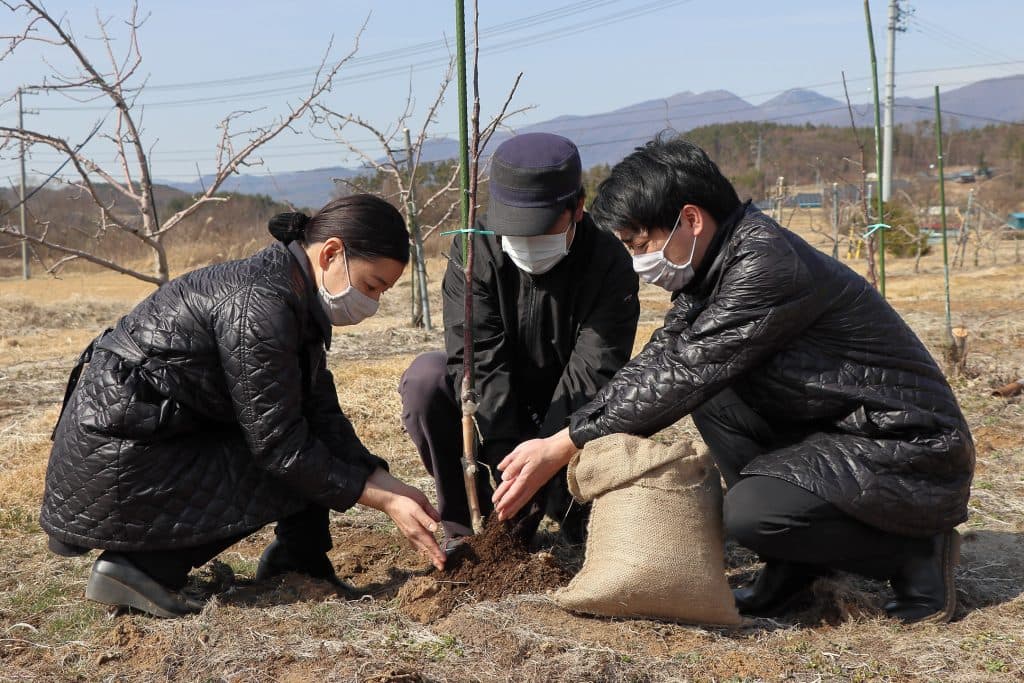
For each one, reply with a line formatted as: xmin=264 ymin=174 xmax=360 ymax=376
xmin=444 ymin=213 xmax=639 ymax=465
xmin=570 ymin=206 xmax=974 ymax=537
xmin=40 ymin=241 xmax=385 ymax=551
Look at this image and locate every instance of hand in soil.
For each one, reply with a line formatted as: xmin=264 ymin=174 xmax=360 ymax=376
xmin=493 ymin=428 xmax=577 ymax=521
xmin=358 ymin=468 xmax=446 ymax=570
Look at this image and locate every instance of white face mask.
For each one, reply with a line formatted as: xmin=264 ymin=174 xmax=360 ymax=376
xmin=501 ymin=223 xmax=573 ymax=275
xmin=632 ymin=212 xmax=698 ymax=291
xmin=318 ymin=247 xmax=379 ymax=326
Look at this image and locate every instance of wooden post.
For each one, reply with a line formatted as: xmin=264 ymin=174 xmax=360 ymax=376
xmin=951 ymin=327 xmax=969 ymax=377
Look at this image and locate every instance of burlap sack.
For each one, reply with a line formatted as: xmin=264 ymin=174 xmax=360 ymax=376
xmin=554 ymin=433 xmax=741 ymax=626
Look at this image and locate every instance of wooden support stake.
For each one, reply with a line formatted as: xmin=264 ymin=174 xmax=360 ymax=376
xmin=951 ymin=326 xmax=969 ymax=377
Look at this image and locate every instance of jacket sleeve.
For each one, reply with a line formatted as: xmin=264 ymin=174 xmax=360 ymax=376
xmin=305 ymin=349 xmax=389 ymax=474
xmin=443 ymin=234 xmax=522 ymax=462
xmin=213 ymin=281 xmax=375 ymax=512
xmin=569 ymin=235 xmax=827 ymax=447
xmin=538 ymin=248 xmax=640 ymax=437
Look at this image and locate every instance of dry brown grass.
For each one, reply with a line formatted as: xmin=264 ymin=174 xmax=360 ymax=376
xmin=1 ymin=220 xmax=1022 ymax=682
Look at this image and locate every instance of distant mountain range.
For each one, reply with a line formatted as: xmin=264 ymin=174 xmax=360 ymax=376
xmin=161 ymin=74 xmax=1024 ymax=209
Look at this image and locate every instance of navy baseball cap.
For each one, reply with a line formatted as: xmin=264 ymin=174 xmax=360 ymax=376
xmin=484 ymin=132 xmax=582 ymax=236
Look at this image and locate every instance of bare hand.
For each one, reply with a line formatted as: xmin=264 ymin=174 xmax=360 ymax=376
xmin=492 ymin=428 xmax=578 ymax=521
xmin=359 ymin=469 xmax=445 ymax=570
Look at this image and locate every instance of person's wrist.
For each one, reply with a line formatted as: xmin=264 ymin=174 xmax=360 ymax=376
xmin=358 ymin=468 xmax=394 ymax=512
xmin=554 ymin=429 xmax=578 ymax=465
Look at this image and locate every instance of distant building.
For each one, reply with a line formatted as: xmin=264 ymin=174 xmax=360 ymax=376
xmin=919 ymin=206 xmax=951 ymax=231
xmin=795 ymin=192 xmax=823 ymax=208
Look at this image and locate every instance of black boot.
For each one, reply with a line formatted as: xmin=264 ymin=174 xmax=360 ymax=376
xmin=86 ymin=552 xmax=205 ymax=618
xmin=884 ymin=530 xmax=960 ymax=624
xmin=733 ymin=561 xmax=823 ymax=617
xmin=256 ymin=539 xmax=353 ymax=592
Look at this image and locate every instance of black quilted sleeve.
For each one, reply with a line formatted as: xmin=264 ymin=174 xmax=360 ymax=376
xmin=212 ymin=280 xmax=375 ymax=511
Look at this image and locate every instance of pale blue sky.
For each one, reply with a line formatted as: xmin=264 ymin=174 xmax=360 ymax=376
xmin=1 ymin=0 xmax=1021 ymax=184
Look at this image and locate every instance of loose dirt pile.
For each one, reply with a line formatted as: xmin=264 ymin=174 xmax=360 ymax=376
xmin=397 ymin=519 xmax=568 ymax=623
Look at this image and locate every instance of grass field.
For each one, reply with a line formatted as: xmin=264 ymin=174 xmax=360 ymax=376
xmin=1 ymin=215 xmax=1022 ymax=682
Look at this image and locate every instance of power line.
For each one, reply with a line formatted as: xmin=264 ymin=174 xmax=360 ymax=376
xmin=17 ymin=64 xmax=1019 ymax=165
xmin=907 ymin=15 xmax=1020 ymax=70
xmin=895 ymin=103 xmax=1024 ymax=127
xmin=30 ymin=0 xmax=692 ymax=111
xmin=111 ymin=0 xmax=630 ymax=93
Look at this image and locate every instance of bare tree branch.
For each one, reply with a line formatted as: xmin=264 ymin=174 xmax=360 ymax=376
xmin=0 ymin=223 xmax=162 ymax=284
xmin=1 ymin=2 xmax=363 ymax=283
xmin=479 ymin=72 xmax=524 ymax=155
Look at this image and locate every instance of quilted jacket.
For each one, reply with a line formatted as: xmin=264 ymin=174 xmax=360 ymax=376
xmin=40 ymin=241 xmax=385 ymax=551
xmin=569 ymin=205 xmax=974 ymax=537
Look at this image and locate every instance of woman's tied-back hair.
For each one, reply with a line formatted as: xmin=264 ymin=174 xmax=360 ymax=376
xmin=268 ymin=194 xmax=410 ymax=264
xmin=590 ymin=133 xmax=741 ymax=236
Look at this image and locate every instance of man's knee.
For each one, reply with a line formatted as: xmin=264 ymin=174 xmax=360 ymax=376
xmin=400 ymin=351 xmax=451 ymax=417
xmin=722 ymin=476 xmax=779 ymax=554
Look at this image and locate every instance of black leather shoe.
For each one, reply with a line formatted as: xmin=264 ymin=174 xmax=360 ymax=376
xmin=884 ymin=530 xmax=960 ymax=624
xmin=733 ymin=561 xmax=823 ymax=617
xmin=256 ymin=539 xmax=352 ymax=591
xmin=85 ymin=552 xmax=205 ymax=618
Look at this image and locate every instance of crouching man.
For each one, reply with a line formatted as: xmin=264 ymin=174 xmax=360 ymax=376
xmin=400 ymin=133 xmax=639 ymax=551
xmin=493 ymin=135 xmax=974 ymax=624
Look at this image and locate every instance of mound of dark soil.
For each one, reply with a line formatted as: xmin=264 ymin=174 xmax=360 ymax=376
xmin=397 ymin=518 xmax=568 ymax=623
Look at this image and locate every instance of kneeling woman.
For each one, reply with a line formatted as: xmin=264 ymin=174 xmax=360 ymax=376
xmin=41 ymin=194 xmax=445 ymax=617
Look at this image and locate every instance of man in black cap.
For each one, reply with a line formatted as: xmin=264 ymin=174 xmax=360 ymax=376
xmin=399 ymin=132 xmax=639 ymax=550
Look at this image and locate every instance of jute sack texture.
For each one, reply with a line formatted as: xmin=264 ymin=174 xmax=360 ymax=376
xmin=555 ymin=433 xmax=741 ymax=626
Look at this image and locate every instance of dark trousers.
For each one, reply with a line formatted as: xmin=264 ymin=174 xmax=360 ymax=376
xmin=693 ymin=388 xmax=935 ymax=580
xmin=400 ymin=351 xmax=547 ymax=539
xmin=50 ymin=504 xmax=331 ymax=590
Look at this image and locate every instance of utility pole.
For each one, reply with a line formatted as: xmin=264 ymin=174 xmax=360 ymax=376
xmin=882 ymin=0 xmax=897 ymax=202
xmin=17 ymin=87 xmax=31 ymax=280
xmin=775 ymin=176 xmax=785 ymax=223
xmin=832 ymin=182 xmax=840 ymax=259
xmin=403 ymin=127 xmax=431 ymax=330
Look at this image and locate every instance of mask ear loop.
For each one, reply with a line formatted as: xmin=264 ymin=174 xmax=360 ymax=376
xmin=321 ymin=242 xmax=353 ymax=297
xmin=681 ymin=222 xmax=698 ymax=267
xmin=340 ymin=245 xmax=354 ymax=292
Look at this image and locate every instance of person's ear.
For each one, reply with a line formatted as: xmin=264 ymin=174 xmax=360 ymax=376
xmin=573 ymin=197 xmax=585 ymax=223
xmin=682 ymin=205 xmax=704 ymax=236
xmin=318 ymin=237 xmax=344 ymax=270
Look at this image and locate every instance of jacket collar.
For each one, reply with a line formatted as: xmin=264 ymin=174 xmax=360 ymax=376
xmin=286 ymin=240 xmax=333 ymax=349
xmin=679 ymin=200 xmax=751 ymax=296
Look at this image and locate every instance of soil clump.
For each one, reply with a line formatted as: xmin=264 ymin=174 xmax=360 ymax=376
xmin=397 ymin=518 xmax=568 ymax=623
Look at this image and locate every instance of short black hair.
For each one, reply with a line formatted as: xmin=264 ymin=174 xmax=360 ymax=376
xmin=590 ymin=133 xmax=740 ymax=235
xmin=565 ymin=186 xmax=586 ymax=214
